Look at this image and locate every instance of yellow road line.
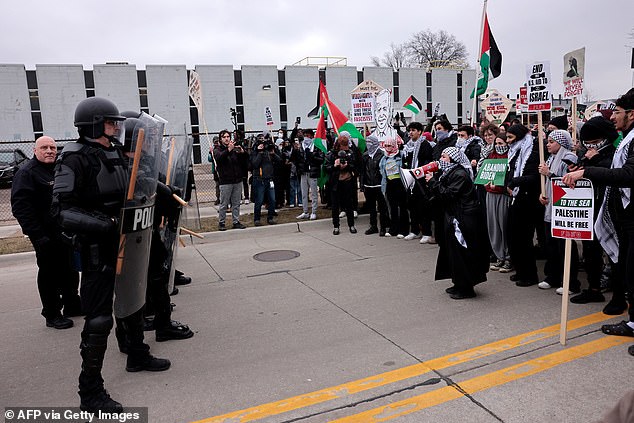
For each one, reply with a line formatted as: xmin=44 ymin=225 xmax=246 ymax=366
xmin=332 ymin=336 xmax=631 ymax=423
xmin=194 ymin=312 xmax=617 ymax=423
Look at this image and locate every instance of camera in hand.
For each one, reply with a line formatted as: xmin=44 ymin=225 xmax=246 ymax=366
xmin=338 ymin=150 xmax=348 ymax=165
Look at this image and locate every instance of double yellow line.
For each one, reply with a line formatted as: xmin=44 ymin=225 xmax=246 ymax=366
xmin=195 ymin=312 xmax=624 ymax=423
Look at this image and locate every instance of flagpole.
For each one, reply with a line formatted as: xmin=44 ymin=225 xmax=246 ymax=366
xmin=471 ymin=0 xmax=487 ymax=127
xmin=322 ymin=91 xmax=340 ymax=136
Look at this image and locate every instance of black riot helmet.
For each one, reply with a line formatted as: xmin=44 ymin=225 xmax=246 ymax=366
xmin=121 ymin=117 xmax=146 ymax=153
xmin=120 ymin=110 xmax=142 ymax=119
xmin=74 ymin=97 xmax=126 ymax=140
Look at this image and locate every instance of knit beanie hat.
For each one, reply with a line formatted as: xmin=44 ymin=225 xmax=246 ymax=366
xmin=580 ymin=116 xmax=618 ymax=142
xmin=548 ymin=115 xmax=569 ymax=130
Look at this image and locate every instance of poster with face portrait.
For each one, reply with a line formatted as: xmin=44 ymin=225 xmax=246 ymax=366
xmin=370 ymin=88 xmax=402 ymax=145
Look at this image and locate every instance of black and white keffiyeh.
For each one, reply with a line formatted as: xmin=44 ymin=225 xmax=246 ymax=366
xmin=594 ymin=129 xmax=634 ymax=263
xmin=441 ymin=146 xmax=474 ymax=180
xmin=508 ymin=134 xmax=534 ymax=196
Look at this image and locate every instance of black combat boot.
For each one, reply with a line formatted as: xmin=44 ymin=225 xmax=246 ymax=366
xmin=122 ymin=309 xmax=171 ymax=372
xmin=78 ymin=317 xmax=123 ymax=413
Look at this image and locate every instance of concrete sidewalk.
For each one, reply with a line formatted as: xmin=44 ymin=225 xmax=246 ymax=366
xmin=1 ymin=216 xmax=631 ymax=423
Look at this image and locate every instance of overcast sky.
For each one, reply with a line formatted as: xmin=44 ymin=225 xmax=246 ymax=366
xmin=3 ymin=0 xmax=632 ymax=101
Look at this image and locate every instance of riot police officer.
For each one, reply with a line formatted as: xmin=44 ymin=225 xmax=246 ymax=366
xmin=52 ymin=97 xmax=170 ymax=413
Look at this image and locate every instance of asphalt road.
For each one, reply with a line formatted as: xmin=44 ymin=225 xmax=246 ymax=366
xmin=1 ymin=216 xmax=631 ymax=423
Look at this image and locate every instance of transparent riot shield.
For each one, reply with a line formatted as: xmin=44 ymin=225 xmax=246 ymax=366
xmin=113 ymin=113 xmax=163 ymax=319
xmin=158 ymin=126 xmax=194 ymax=293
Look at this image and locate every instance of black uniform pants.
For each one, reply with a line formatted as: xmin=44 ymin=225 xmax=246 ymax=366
xmin=33 ymin=239 xmax=80 ymax=319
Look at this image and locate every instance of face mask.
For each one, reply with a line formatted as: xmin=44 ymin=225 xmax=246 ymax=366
xmin=438 ymin=160 xmax=453 ymax=171
xmin=436 ymin=130 xmax=449 ymax=142
xmin=583 ymin=139 xmax=608 ymax=150
xmin=495 ymin=145 xmax=509 ymax=154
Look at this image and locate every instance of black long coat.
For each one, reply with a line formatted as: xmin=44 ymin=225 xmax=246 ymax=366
xmin=426 ymin=166 xmax=489 ymax=290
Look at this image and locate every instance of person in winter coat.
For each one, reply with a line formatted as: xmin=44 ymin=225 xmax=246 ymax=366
xmin=569 ymin=116 xmax=617 ymax=306
xmin=537 ymin=129 xmax=581 ymax=294
xmin=486 ymin=133 xmax=513 ymax=273
xmin=360 ymin=135 xmax=389 ymax=235
xmin=423 ymin=146 xmax=488 ymax=299
xmin=379 ymin=137 xmax=409 ymax=238
xmin=564 ymin=89 xmax=634 ymax=357
xmin=326 ymin=135 xmax=358 ymax=234
xmin=505 ymin=124 xmax=542 ymax=288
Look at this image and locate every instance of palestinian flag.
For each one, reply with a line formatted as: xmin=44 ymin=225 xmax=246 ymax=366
xmin=319 ymin=82 xmax=366 ymax=152
xmin=312 ymin=107 xmax=328 ymax=153
xmin=470 ymin=12 xmax=502 ymax=98
xmin=403 ymin=95 xmax=422 ymax=114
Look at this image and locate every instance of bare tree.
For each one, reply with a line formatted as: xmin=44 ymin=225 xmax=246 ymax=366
xmin=406 ymin=29 xmax=468 ymax=69
xmin=369 ymin=42 xmax=412 ymax=70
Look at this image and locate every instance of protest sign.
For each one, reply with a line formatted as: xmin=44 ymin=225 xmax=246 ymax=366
xmin=563 ymin=47 xmax=585 ymax=98
xmin=188 ymin=70 xmax=202 ymax=110
xmin=350 ymin=80 xmax=384 ymax=125
xmin=480 ymin=89 xmax=514 ymax=124
xmin=549 ymin=177 xmax=594 ymax=345
xmin=264 ymin=106 xmax=275 ymax=127
xmin=550 ymin=177 xmax=594 ymax=240
xmin=474 ymin=158 xmax=507 ymax=185
xmin=526 ymin=61 xmax=552 ymax=111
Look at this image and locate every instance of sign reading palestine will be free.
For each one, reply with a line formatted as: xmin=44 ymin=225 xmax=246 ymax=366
xmin=550 ymin=177 xmax=594 ymax=240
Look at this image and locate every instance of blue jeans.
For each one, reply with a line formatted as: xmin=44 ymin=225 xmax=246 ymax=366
xmin=253 ymin=177 xmax=276 ymax=222
xmin=289 ymin=176 xmax=302 ymax=206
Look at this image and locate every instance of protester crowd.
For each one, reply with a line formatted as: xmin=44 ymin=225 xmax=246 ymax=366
xmin=209 ymin=88 xmax=634 ymax=357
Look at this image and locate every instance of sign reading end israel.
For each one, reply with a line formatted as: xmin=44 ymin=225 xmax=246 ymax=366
xmin=550 ymin=178 xmax=594 ymax=240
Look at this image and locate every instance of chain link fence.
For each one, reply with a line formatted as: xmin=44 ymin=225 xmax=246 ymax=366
xmin=0 ymin=137 xmax=219 ymax=225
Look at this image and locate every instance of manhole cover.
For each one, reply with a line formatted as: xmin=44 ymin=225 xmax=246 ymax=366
xmin=253 ymin=250 xmax=300 ymax=262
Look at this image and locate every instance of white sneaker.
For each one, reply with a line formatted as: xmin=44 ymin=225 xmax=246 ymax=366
xmin=309 ymin=213 xmax=317 ymax=220
xmin=289 ymin=204 xmax=295 ymax=208
xmin=396 ymin=234 xmax=405 ymax=239
xmin=384 ymin=232 xmax=392 ymax=237
xmin=297 ymin=213 xmax=309 ymax=219
xmin=538 ymin=281 xmax=553 ymax=289
xmin=404 ymin=232 xmax=421 ymax=241
xmin=353 ymin=211 xmax=358 ymax=218
xmin=420 ymin=235 xmax=431 ymax=244
xmin=244 ymin=199 xmax=250 ymax=205
xmin=555 ymin=287 xmax=573 ymax=295
xmin=339 ymin=211 xmax=346 ymax=218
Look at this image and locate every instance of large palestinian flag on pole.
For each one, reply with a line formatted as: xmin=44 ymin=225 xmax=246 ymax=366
xmin=471 ymin=12 xmax=502 ymax=98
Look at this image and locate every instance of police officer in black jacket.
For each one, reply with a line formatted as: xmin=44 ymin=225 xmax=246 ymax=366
xmin=11 ymin=136 xmax=80 ymax=329
xmin=51 ymin=97 xmax=170 ymax=413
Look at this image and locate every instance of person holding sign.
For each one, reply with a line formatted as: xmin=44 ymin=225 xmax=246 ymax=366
xmin=422 ymin=147 xmax=488 ymax=299
xmin=537 ymin=130 xmax=581 ymax=294
xmin=504 ymin=124 xmax=542 ymax=287
xmin=484 ymin=133 xmax=512 ymax=273
xmin=569 ymin=117 xmax=618 ymax=306
xmin=564 ymin=90 xmax=634 ymax=356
